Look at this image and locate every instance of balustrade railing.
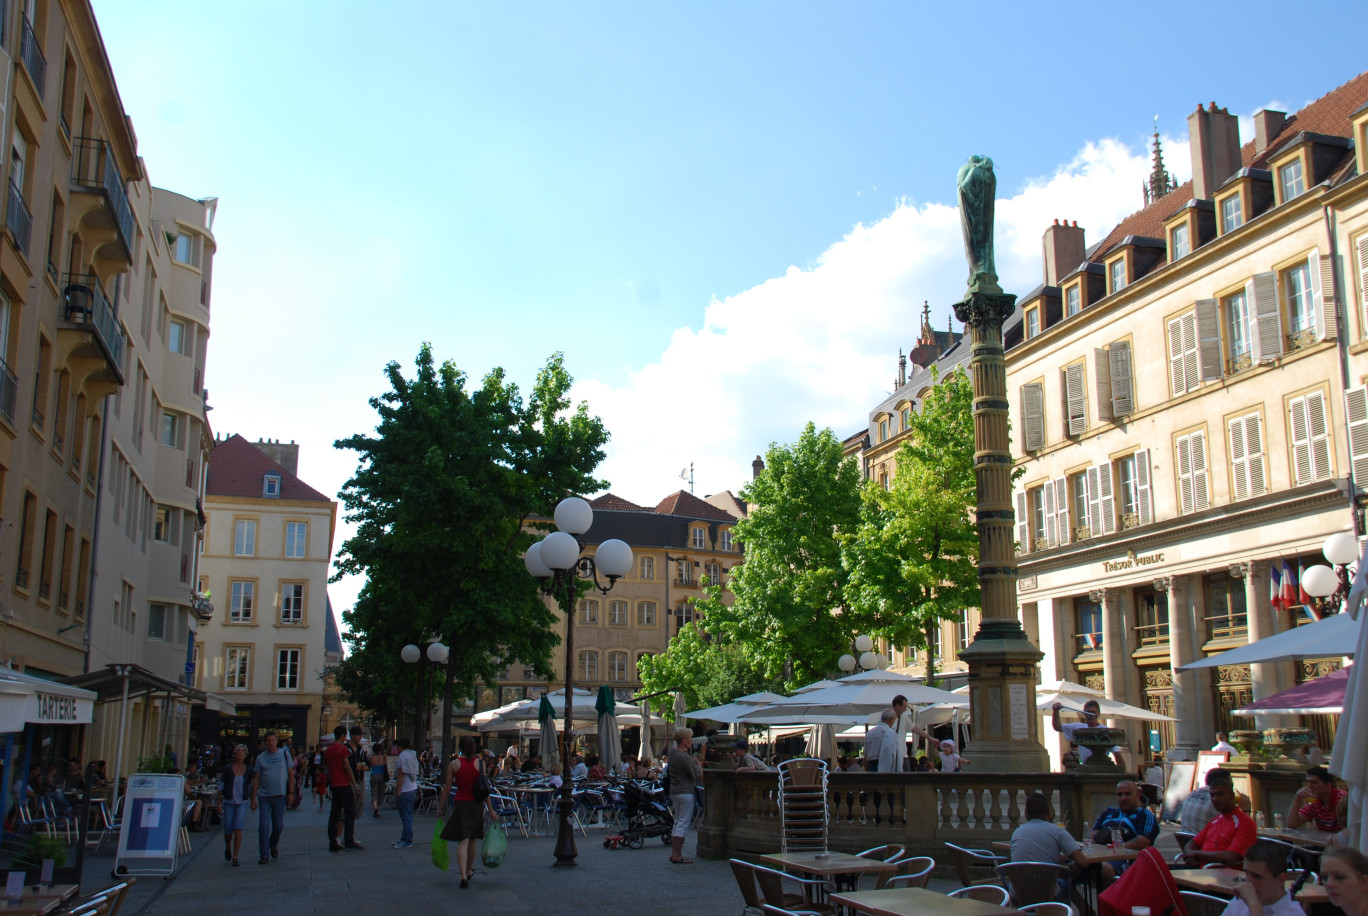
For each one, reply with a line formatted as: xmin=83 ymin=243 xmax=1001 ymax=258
xmin=19 ymin=16 xmax=44 ymax=95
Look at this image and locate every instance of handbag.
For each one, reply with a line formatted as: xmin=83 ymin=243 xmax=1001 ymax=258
xmin=473 ymin=759 xmax=491 ymax=803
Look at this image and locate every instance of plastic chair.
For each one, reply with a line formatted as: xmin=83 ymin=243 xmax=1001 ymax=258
xmin=876 ymin=855 xmax=935 ymax=890
xmin=1020 ymin=903 xmax=1075 ymax=916
xmin=1179 ymin=891 xmax=1228 ymax=916
xmin=751 ymin=863 xmax=836 ymax=916
xmin=489 ymin=793 xmax=527 ymax=838
xmin=856 ymin=843 xmax=906 ymax=862
xmin=949 ymin=885 xmax=1013 ymax=906
xmin=93 ymin=798 xmax=122 ymax=854
xmin=946 ymin=841 xmax=1007 ymax=886
xmin=761 ymin=906 xmax=824 ymax=916
xmin=65 ymin=896 xmax=108 ymax=916
xmin=996 ymin=861 xmax=1072 ymax=906
xmin=731 ymin=859 xmax=767 ymax=916
xmin=1174 ymin=831 xmax=1196 ymax=849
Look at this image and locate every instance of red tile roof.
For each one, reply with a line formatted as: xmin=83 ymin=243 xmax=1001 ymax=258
xmin=653 ymin=489 xmax=738 ymax=522
xmin=590 ymin=493 xmax=648 ymax=511
xmin=206 ymin=435 xmax=331 ymax=502
xmin=1089 ymin=69 xmax=1368 ymax=259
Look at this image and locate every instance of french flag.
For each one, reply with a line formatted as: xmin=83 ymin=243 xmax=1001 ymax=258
xmin=1269 ymin=563 xmax=1284 ymax=612
xmin=1296 ymin=560 xmax=1313 ymax=612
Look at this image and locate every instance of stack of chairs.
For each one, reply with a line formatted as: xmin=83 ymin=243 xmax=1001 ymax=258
xmin=777 ymin=758 xmax=827 ymax=853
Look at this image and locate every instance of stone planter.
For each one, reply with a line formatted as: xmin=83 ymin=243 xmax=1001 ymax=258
xmin=1072 ymin=727 xmax=1126 ymax=768
xmin=1262 ymin=727 xmax=1316 ymax=768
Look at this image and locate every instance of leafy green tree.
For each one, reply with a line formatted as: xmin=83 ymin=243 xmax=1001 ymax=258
xmin=690 ymin=423 xmax=864 ymax=691
xmin=841 ymin=366 xmax=978 ymax=683
xmin=332 ymin=345 xmax=609 ymax=754
xmin=636 ymin=623 xmax=778 ymax=718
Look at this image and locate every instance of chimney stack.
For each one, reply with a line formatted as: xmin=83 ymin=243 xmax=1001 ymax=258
xmin=1188 ymin=102 xmax=1242 ymax=200
xmin=1253 ymin=109 xmax=1286 ymax=154
xmin=898 ymin=349 xmax=907 ymax=387
xmin=1042 ymin=219 xmax=1086 ymax=286
xmin=752 ymin=456 xmax=765 ymax=480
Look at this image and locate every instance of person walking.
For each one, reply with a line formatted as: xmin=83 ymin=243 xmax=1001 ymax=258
xmin=368 ymin=743 xmax=388 ymax=818
xmin=392 ymin=737 xmax=418 ymax=849
xmin=249 ymin=732 xmax=294 ymax=866
xmin=324 ymin=726 xmax=362 ymax=852
xmin=438 ymin=737 xmax=498 ymax=888
xmin=220 ymin=744 xmax=249 ymax=866
xmin=666 ymin=727 xmax=703 ymax=864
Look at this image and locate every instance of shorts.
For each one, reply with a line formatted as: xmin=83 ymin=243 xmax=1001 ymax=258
xmin=223 ymin=801 xmax=247 ymax=833
xmin=671 ymin=793 xmax=695 ymax=838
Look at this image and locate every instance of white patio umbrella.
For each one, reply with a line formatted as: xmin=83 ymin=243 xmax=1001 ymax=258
xmin=1039 ymin=679 xmax=1106 ymax=696
xmin=1330 ymin=539 xmax=1368 ymax=850
xmin=686 ymin=691 xmax=790 ymax=722
xmin=1178 ymin=611 xmax=1359 ymax=669
xmin=639 ymin=701 xmax=653 ymax=763
xmin=474 ymin=687 xmax=600 ymax=731
xmin=738 ymin=669 xmax=963 ymax=723
xmin=1037 ymin=690 xmax=1176 ymax=721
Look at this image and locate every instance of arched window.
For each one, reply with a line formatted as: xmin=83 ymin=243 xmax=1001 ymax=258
xmin=577 ymin=649 xmax=599 ymax=681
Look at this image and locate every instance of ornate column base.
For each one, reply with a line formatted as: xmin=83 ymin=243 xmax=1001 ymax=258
xmin=959 ymin=619 xmax=1050 ymax=772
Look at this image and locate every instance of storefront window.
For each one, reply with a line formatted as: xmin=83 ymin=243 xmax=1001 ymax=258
xmin=1205 ymin=576 xmax=1248 ymax=640
xmin=1136 ymin=591 xmax=1170 ymax=645
xmin=1076 ymin=600 xmax=1103 ymax=653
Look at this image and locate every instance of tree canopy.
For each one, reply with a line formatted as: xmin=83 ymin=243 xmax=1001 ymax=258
xmin=841 ymin=366 xmax=979 ymax=683
xmin=331 ymin=345 xmax=608 ymax=751
xmin=684 ymin=423 xmax=864 ymax=692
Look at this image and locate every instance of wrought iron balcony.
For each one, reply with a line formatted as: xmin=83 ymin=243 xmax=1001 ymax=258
xmin=71 ymin=138 xmax=133 ymax=258
xmin=61 ymin=274 xmax=126 ymax=383
xmin=5 ymin=180 xmax=32 ymax=256
xmin=0 ymin=356 xmax=16 ymax=425
xmin=19 ymin=16 xmax=44 ymax=96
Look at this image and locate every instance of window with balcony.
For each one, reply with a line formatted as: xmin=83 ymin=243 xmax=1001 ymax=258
xmin=230 ymin=581 xmax=255 ymax=622
xmin=1069 ymin=473 xmax=1088 ymax=540
xmin=1077 ymin=600 xmax=1103 ymax=652
xmin=1283 ymin=260 xmax=1315 ymax=345
xmin=281 ymin=583 xmax=304 ymax=624
xmin=1028 ymin=486 xmax=1046 ymax=551
xmin=1115 ymin=450 xmax=1152 ymax=529
xmin=276 ymin=648 xmax=300 ymax=690
xmin=577 ymin=598 xmax=599 ymax=626
xmin=234 ymin=519 xmax=256 ymax=556
xmin=1279 ymin=158 xmax=1306 ymax=202
xmin=676 ymin=560 xmax=692 ymax=586
xmin=1223 ymin=290 xmax=1252 ymax=373
xmin=637 ymin=601 xmax=657 ymax=626
xmin=225 ymin=647 xmax=250 ymax=690
xmin=1136 ymin=591 xmax=1170 ymax=646
xmin=1205 ymin=576 xmax=1248 ymax=640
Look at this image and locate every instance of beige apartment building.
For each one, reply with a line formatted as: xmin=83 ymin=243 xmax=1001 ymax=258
xmin=474 ymin=490 xmax=740 ymax=748
xmin=194 ymin=436 xmax=338 ymax=749
xmin=1005 ymin=70 xmax=1368 ymax=766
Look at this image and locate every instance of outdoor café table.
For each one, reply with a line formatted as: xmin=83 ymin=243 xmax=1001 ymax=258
xmin=1258 ymin=829 xmax=1333 ymax=848
xmin=760 ymin=850 xmax=898 ymax=897
xmin=829 ymin=886 xmax=1022 ymax=916
xmin=1173 ymin=867 xmax=1330 ymax=905
xmin=0 ymin=896 xmax=63 ymax=916
xmin=24 ymin=886 xmax=76 ymax=903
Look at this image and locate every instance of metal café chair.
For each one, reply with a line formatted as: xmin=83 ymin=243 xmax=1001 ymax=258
xmin=1179 ymin=891 xmax=1229 ymax=916
xmin=873 ymin=855 xmax=935 ymax=890
xmin=1019 ymin=903 xmax=1076 ymax=916
xmin=946 ymin=841 xmax=1007 ymax=887
xmin=488 ymin=793 xmax=528 ymax=838
xmin=750 ymin=863 xmax=835 ymax=916
xmin=996 ymin=861 xmax=1072 ymax=907
xmin=949 ymin=885 xmax=1013 ymax=906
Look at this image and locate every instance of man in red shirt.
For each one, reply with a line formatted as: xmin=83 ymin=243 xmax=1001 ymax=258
xmin=1181 ymin=778 xmax=1257 ymax=867
xmin=1285 ymin=766 xmax=1346 ymax=833
xmin=324 ymin=725 xmax=361 ymax=852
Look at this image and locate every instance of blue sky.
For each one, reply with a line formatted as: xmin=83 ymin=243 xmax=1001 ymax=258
xmin=93 ymin=1 xmax=1368 ymax=617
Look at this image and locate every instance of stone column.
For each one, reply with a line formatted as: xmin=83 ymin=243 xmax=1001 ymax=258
xmin=1099 ymin=588 xmax=1126 ymax=726
xmin=1166 ymin=575 xmax=1203 ymax=759
xmin=1242 ymin=560 xmax=1289 ymax=729
xmin=952 ymin=290 xmax=1048 ymax=772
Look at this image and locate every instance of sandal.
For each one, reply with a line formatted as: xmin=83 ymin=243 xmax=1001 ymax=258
xmin=670 ymin=857 xmax=693 ymax=864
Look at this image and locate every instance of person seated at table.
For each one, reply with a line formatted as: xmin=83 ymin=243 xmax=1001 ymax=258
xmin=63 ymin=759 xmax=86 ymax=794
xmin=1181 ymin=776 xmax=1257 ymax=868
xmin=1285 ymin=765 xmax=1346 ymax=834
xmin=1217 ymin=840 xmax=1305 ymax=916
xmin=1142 ymin=757 xmax=1165 ymax=789
xmin=1181 ymin=767 xmax=1240 ymax=835
xmin=545 ymin=762 xmax=564 ymax=788
xmin=1323 ymin=846 xmax=1368 ymax=916
xmin=1011 ymin=793 xmax=1088 ymax=905
xmin=500 ymin=753 xmax=520 ymax=777
xmin=1091 ymin=780 xmax=1161 ymax=881
xmin=570 ymin=754 xmax=588 ymax=780
xmin=731 ymin=739 xmax=769 ymax=772
xmin=915 ymin=755 xmax=934 ymax=772
xmin=521 ymin=755 xmax=542 ymax=773
xmin=632 ymin=758 xmax=654 ymax=779
xmin=586 ymin=755 xmax=606 ymax=781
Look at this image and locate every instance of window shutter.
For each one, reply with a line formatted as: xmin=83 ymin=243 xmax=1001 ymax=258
xmin=1190 ymin=430 xmax=1210 ymax=511
xmin=1167 ymin=318 xmax=1186 ymax=396
xmin=1195 ymin=299 xmax=1221 ymax=381
xmin=1021 ymin=382 xmax=1045 ymax=452
xmin=1109 ymin=340 xmax=1134 ymax=417
xmin=1357 ymin=235 xmax=1368 ymax=341
xmin=1248 ymin=273 xmax=1283 ymax=362
xmin=1228 ymin=417 xmax=1250 ymax=501
xmin=1053 ymin=477 xmax=1070 ymax=546
xmin=1016 ymin=490 xmax=1029 ymax=552
xmin=1133 ymin=448 xmax=1152 ymax=525
xmin=1310 ymin=248 xmax=1338 ymax=342
xmin=1290 ymin=396 xmax=1313 ymax=485
xmin=1245 ymin=414 xmax=1266 ymax=498
xmin=1347 ymin=387 xmax=1368 ymax=496
xmin=1096 ymin=462 xmax=1116 ymax=534
xmin=1176 ymin=434 xmax=1195 ymax=514
xmin=1043 ymin=482 xmax=1057 ymax=548
xmin=1308 ymin=390 xmax=1332 ymax=480
xmin=1182 ymin=311 xmax=1201 ymax=390
xmin=1065 ymin=364 xmax=1087 ymax=434
xmin=1086 ymin=465 xmax=1101 ymax=536
xmin=1091 ymin=349 xmax=1113 ymax=422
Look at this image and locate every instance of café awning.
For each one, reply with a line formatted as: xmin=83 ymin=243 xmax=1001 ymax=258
xmin=64 ymin=663 xmax=236 ymax=714
xmin=0 ymin=666 xmax=97 ymax=732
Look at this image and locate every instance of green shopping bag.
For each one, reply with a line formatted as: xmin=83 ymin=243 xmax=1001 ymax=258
xmin=481 ymin=822 xmax=507 ymax=868
xmin=431 ymin=818 xmax=449 ymax=872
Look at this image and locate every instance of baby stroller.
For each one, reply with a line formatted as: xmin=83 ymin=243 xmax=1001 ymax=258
xmin=604 ymin=781 xmax=674 ymax=849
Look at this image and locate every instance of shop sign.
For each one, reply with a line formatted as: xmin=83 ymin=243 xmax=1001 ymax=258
xmin=32 ymin=691 xmax=91 ymax=724
xmin=1102 ymin=549 xmax=1165 ymax=574
xmin=1019 ymin=575 xmax=1038 ymax=592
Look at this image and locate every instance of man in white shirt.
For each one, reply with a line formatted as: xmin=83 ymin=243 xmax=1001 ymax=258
xmin=391 ymin=737 xmax=419 ymax=849
xmin=570 ymin=754 xmax=588 ymax=780
xmin=1219 ymin=840 xmax=1304 ymax=916
xmin=872 ymin=708 xmax=900 ymax=775
xmin=1051 ymin=699 xmax=1123 ymax=767
xmin=1212 ymin=733 xmax=1239 ymax=755
xmin=890 ymin=694 xmax=913 ymax=772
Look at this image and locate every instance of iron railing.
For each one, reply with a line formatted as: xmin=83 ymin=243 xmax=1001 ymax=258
xmin=71 ymin=138 xmax=133 ymax=256
xmin=5 ymin=180 xmax=32 ymax=255
xmin=0 ymin=356 xmax=16 ymax=425
xmin=19 ymin=16 xmax=44 ymax=96
xmin=61 ymin=273 xmax=126 ymax=381
xmin=1135 ymin=622 xmax=1171 ymax=646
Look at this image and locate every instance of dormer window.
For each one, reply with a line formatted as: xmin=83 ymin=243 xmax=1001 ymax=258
xmin=1025 ymin=306 xmax=1040 ymax=338
xmin=263 ymin=473 xmax=281 ymax=498
xmin=1107 ymin=258 xmax=1126 ymax=295
xmin=1278 ymin=158 xmax=1305 ymax=203
xmin=1065 ymin=284 xmax=1081 ymax=317
xmin=878 ymin=417 xmax=889 ymax=441
xmin=1170 ymin=223 xmax=1190 ymax=260
xmin=1219 ymin=193 xmax=1244 ymax=234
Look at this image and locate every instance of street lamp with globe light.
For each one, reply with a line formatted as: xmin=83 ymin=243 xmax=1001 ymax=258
xmin=1300 ymin=532 xmax=1361 ymax=617
xmin=837 ymin=634 xmax=890 ymax=674
xmin=524 ymin=496 xmax=633 ymax=867
xmin=401 ymin=641 xmax=447 ymax=754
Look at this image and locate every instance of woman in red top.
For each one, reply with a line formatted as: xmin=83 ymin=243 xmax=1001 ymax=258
xmin=439 ymin=737 xmax=497 ymax=888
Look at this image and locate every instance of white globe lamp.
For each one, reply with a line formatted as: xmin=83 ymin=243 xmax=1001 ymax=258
xmin=400 ymin=644 xmax=421 ymax=664
xmin=554 ymin=497 xmax=594 ymax=536
xmin=1324 ymin=532 xmax=1359 ymax=566
xmin=540 ymin=531 xmax=581 ymax=571
xmin=837 ymin=654 xmax=856 ymax=673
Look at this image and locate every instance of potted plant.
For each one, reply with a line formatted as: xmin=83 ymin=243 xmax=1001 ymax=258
xmin=15 ymin=833 xmax=67 ymax=870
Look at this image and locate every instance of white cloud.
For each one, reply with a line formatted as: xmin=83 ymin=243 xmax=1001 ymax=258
xmin=578 ymin=135 xmax=1185 ymax=507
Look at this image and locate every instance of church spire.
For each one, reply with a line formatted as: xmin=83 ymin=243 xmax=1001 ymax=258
xmin=1143 ymin=115 xmax=1179 ymax=206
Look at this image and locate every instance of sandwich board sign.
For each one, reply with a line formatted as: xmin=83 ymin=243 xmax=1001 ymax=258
xmin=114 ymin=774 xmax=185 ymax=877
